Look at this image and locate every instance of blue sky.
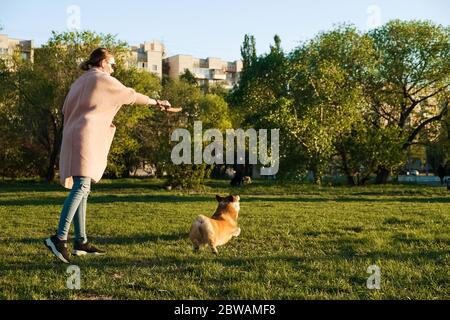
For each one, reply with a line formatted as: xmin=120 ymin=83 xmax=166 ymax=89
xmin=1 ymin=0 xmax=449 ymax=61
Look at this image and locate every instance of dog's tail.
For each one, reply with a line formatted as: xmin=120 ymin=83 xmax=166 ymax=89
xmin=190 ymin=215 xmax=213 ymax=243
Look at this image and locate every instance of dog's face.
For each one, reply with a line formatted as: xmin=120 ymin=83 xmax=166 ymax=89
xmin=216 ymin=195 xmax=240 ymax=213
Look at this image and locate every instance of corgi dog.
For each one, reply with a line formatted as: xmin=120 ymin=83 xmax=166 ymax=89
xmin=243 ymin=176 xmax=252 ymax=185
xmin=189 ymin=195 xmax=241 ymax=254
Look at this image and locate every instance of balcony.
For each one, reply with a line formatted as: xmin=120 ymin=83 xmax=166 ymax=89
xmin=190 ymin=68 xmax=227 ymax=80
xmin=191 ymin=67 xmax=210 ymax=79
xmin=210 ymin=69 xmax=226 ymax=80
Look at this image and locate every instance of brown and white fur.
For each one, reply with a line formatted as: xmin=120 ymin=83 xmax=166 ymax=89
xmin=189 ymin=195 xmax=241 ymax=254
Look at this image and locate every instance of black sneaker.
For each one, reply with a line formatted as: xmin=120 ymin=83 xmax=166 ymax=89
xmin=44 ymin=235 xmax=70 ymax=264
xmin=72 ymin=241 xmax=106 ymax=256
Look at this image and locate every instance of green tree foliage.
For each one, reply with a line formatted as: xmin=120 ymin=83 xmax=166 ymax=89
xmin=337 ymin=123 xmax=407 ymax=185
xmin=230 ymin=35 xmax=296 ymax=180
xmin=288 ymin=26 xmax=376 ymax=184
xmin=199 ymin=94 xmax=232 ymax=130
xmin=230 ymin=34 xmax=289 ymax=124
xmin=426 ymin=106 xmax=450 ymax=172
xmin=0 ymin=56 xmax=30 ymax=177
xmin=2 ymin=21 xmax=449 ymax=187
xmin=157 ymin=80 xmax=232 ymax=188
xmin=230 ymin=21 xmax=450 ymax=185
xmin=366 ymin=20 xmax=450 ymax=182
xmin=105 ymin=67 xmax=161 ymax=178
xmin=240 ymin=34 xmax=257 ymax=69
xmin=179 ymin=69 xmax=198 ymax=86
xmin=0 ymin=31 xmax=128 ymax=181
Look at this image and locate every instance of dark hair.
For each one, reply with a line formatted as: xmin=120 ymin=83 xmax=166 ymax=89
xmin=79 ymin=48 xmax=113 ymax=71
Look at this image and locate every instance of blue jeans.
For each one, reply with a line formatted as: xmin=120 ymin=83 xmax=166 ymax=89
xmin=57 ymin=176 xmax=91 ymax=243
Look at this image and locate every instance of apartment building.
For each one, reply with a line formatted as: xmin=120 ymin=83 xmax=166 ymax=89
xmin=126 ymin=40 xmax=165 ymax=78
xmin=0 ymin=34 xmax=34 ymax=62
xmin=163 ymin=54 xmax=243 ymax=89
xmin=126 ymin=45 xmax=243 ymax=88
xmin=1 ymin=34 xmax=242 ymax=89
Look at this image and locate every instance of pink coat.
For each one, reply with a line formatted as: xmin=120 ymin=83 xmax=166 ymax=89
xmin=59 ymin=67 xmax=150 ymax=189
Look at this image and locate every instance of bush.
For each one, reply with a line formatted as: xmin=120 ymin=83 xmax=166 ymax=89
xmin=165 ymin=164 xmax=213 ymax=189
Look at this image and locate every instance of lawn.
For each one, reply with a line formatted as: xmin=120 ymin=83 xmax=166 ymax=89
xmin=0 ymin=178 xmax=448 ymax=300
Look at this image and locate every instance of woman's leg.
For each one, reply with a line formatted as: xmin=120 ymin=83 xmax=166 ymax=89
xmin=57 ymin=176 xmax=91 ymax=241
xmin=73 ymin=177 xmax=91 ymax=244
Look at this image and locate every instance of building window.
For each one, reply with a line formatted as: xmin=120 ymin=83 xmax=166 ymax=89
xmin=152 ymin=65 xmax=158 ymax=71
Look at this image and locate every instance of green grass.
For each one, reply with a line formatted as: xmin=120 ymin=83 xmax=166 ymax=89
xmin=0 ymin=178 xmax=449 ymax=300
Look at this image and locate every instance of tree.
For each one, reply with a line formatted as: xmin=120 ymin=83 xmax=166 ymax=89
xmin=336 ymin=122 xmax=407 ymax=185
xmin=179 ymin=69 xmax=198 ymax=86
xmin=199 ymin=94 xmax=232 ymax=130
xmin=0 ymin=55 xmax=32 ymax=178
xmin=105 ymin=66 xmax=161 ymax=177
xmin=240 ymin=34 xmax=257 ymax=70
xmin=231 ymin=22 xmax=450 ymax=185
xmin=230 ymin=34 xmax=289 ymax=122
xmin=206 ymin=83 xmax=228 ymax=99
xmin=366 ymin=20 xmax=450 ymax=183
xmin=156 ymin=79 xmax=205 ymax=187
xmin=157 ymin=80 xmax=233 ymax=188
xmin=288 ymin=26 xmax=377 ymax=184
xmin=231 ymin=30 xmax=372 ymax=183
xmin=426 ymin=109 xmax=450 ymax=172
xmin=230 ymin=35 xmax=295 ymax=178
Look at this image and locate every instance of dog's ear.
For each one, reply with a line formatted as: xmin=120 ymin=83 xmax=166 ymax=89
xmin=230 ymin=195 xmax=240 ymax=202
xmin=216 ymin=195 xmax=222 ymax=202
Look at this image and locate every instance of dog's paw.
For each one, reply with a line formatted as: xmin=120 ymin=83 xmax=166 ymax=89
xmin=233 ymin=228 xmax=241 ymax=237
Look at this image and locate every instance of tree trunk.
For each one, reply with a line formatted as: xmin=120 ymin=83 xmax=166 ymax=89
xmin=45 ymin=149 xmax=57 ymax=182
xmin=311 ymin=163 xmax=323 ymax=186
xmin=338 ymin=147 xmax=355 ymax=186
xmin=45 ymin=141 xmax=60 ymax=182
xmin=346 ymin=175 xmax=356 ymax=186
xmin=45 ymin=124 xmax=62 ymax=183
xmin=360 ymin=174 xmax=371 ymax=185
xmin=375 ymin=166 xmax=390 ymax=184
xmin=313 ymin=172 xmax=322 ymax=186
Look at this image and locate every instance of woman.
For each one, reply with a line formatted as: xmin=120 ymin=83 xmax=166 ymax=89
xmin=45 ymin=48 xmax=181 ymax=263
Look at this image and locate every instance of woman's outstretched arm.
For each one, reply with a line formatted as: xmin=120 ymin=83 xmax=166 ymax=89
xmin=135 ymin=93 xmax=182 ymax=113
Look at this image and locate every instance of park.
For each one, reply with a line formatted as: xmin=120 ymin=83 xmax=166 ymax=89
xmin=0 ymin=1 xmax=449 ymax=304
xmin=0 ymin=178 xmax=448 ymax=299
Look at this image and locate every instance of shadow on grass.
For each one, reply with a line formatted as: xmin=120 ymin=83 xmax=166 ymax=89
xmin=0 ymin=194 xmax=213 ymax=206
xmin=391 ymin=233 xmax=450 ymax=246
xmin=7 ymin=232 xmax=189 ymax=246
xmin=1 ymin=194 xmax=449 ymax=206
xmin=0 ymin=254 xmax=304 ymax=273
xmin=0 ymin=179 xmax=165 ymax=194
xmin=244 ymin=196 xmax=450 ymax=203
xmin=95 ymin=233 xmax=189 ymax=244
xmin=2 ymin=248 xmax=447 ymax=274
xmin=0 ymin=182 xmax=62 ymax=194
xmin=5 ymin=230 xmax=448 ymax=273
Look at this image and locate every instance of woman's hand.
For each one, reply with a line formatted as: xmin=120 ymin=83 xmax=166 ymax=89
xmin=155 ymin=99 xmax=182 ymax=113
xmin=156 ymin=99 xmax=171 ymax=109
